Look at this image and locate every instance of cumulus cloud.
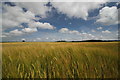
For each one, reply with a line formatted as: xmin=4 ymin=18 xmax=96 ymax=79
xmin=3 ymin=0 xmax=112 ymax=2
xmin=2 ymin=2 xmax=54 ymax=31
xmin=9 ymin=29 xmax=23 ymax=36
xmin=15 ymin=2 xmax=51 ymax=18
xmin=2 ymin=2 xmax=56 ymax=38
xmin=3 ymin=21 xmax=55 ymax=37
xmin=96 ymin=6 xmax=118 ymax=25
xmin=22 ymin=28 xmax=37 ymax=33
xmin=3 ymin=27 xmax=38 ymax=37
xmin=91 ymin=29 xmax=96 ymax=32
xmin=59 ymin=28 xmax=69 ymax=33
xmin=36 ymin=38 xmax=41 ymax=40
xmin=59 ymin=28 xmax=96 ymax=40
xmin=28 ymin=21 xmax=56 ymax=30
xmin=51 ymin=2 xmax=107 ymax=20
xmin=81 ymin=32 xmax=95 ymax=40
xmin=116 ymin=2 xmax=120 ymax=6
xmin=59 ymin=28 xmax=80 ymax=35
xmin=102 ymin=30 xmax=111 ymax=34
xmin=2 ymin=4 xmax=35 ymax=29
xmin=0 ymin=35 xmax=7 ymax=38
xmin=21 ymin=38 xmax=26 ymax=41
xmin=97 ymin=27 xmax=103 ymax=30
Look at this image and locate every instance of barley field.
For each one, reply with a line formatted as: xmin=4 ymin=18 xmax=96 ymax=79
xmin=2 ymin=42 xmax=119 ymax=78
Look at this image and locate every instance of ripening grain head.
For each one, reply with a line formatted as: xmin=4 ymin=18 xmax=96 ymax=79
xmin=2 ymin=42 xmax=119 ymax=78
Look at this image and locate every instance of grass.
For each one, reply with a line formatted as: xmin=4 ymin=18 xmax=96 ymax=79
xmin=2 ymin=42 xmax=119 ymax=78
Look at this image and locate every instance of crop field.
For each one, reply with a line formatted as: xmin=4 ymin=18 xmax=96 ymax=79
xmin=2 ymin=42 xmax=119 ymax=78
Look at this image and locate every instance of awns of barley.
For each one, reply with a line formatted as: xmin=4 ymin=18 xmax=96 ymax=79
xmin=2 ymin=42 xmax=119 ymax=78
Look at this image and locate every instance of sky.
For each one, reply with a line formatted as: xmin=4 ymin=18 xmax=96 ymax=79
xmin=0 ymin=1 xmax=120 ymax=42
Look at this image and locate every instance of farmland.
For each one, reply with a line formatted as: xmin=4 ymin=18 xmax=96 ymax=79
xmin=2 ymin=42 xmax=119 ymax=78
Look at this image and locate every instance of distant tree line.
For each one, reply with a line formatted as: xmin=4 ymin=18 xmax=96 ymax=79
xmin=56 ymin=40 xmax=120 ymax=42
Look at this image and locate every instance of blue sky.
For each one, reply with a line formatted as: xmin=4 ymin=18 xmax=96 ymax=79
xmin=1 ymin=1 xmax=119 ymax=42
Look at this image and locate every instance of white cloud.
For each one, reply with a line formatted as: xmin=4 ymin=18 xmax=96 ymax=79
xmin=21 ymin=38 xmax=26 ymax=41
xmin=118 ymin=8 xmax=120 ymax=24
xmin=102 ymin=30 xmax=111 ymax=34
xmin=28 ymin=21 xmax=56 ymax=30
xmin=59 ymin=28 xmax=96 ymax=40
xmin=59 ymin=28 xmax=80 ymax=35
xmin=3 ymin=27 xmax=38 ymax=37
xmin=51 ymin=2 xmax=107 ymax=20
xmin=97 ymin=27 xmax=103 ymax=30
xmin=2 ymin=3 xmax=56 ymax=38
xmin=36 ymin=38 xmax=41 ymax=40
xmin=116 ymin=33 xmax=118 ymax=35
xmin=82 ymin=32 xmax=87 ymax=35
xmin=46 ymin=37 xmax=49 ymax=40
xmin=69 ymin=22 xmax=72 ymax=25
xmin=91 ymin=29 xmax=96 ymax=32
xmin=96 ymin=6 xmax=118 ymax=25
xmin=81 ymin=32 xmax=95 ymax=40
xmin=22 ymin=28 xmax=37 ymax=33
xmin=18 ymin=25 xmax=24 ymax=28
xmin=15 ymin=2 xmax=51 ymax=18
xmin=0 ymin=35 xmax=7 ymax=38
xmin=2 ymin=5 xmax=35 ymax=29
xmin=69 ymin=30 xmax=80 ymax=34
xmin=59 ymin=28 xmax=69 ymax=33
xmin=2 ymin=2 xmax=53 ymax=31
xmin=32 ymin=37 xmax=41 ymax=42
xmin=3 ymin=0 xmax=113 ymax=2
xmin=116 ymin=2 xmax=120 ymax=6
xmin=9 ymin=29 xmax=23 ymax=36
